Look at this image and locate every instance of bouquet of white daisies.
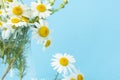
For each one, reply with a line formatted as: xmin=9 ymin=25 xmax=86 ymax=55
xmin=0 ymin=0 xmax=69 ymax=80
xmin=0 ymin=0 xmax=84 ymax=80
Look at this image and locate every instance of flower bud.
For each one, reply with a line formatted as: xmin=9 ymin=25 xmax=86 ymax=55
xmin=60 ymin=4 xmax=65 ymax=8
xmin=64 ymin=0 xmax=68 ymax=4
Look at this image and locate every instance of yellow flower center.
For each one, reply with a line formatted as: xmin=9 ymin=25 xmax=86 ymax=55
xmin=0 ymin=22 xmax=3 ymax=26
xmin=77 ymin=74 xmax=84 ymax=80
xmin=11 ymin=18 xmax=20 ymax=23
xmin=70 ymin=78 xmax=76 ymax=80
xmin=21 ymin=16 xmax=29 ymax=23
xmin=45 ymin=40 xmax=51 ymax=47
xmin=36 ymin=4 xmax=46 ymax=12
xmin=0 ymin=10 xmax=2 ymax=15
xmin=38 ymin=26 xmax=49 ymax=37
xmin=12 ymin=6 xmax=23 ymax=16
xmin=59 ymin=57 xmax=69 ymax=66
xmin=7 ymin=0 xmax=13 ymax=2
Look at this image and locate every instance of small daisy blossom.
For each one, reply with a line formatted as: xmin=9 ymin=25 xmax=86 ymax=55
xmin=8 ymin=16 xmax=27 ymax=27
xmin=31 ymin=0 xmax=52 ymax=18
xmin=0 ymin=9 xmax=7 ymax=17
xmin=32 ymin=19 xmax=50 ymax=44
xmin=0 ymin=21 xmax=11 ymax=30
xmin=62 ymin=73 xmax=76 ymax=80
xmin=43 ymin=39 xmax=51 ymax=48
xmin=62 ymin=71 xmax=84 ymax=80
xmin=1 ymin=29 xmax=11 ymax=40
xmin=51 ymin=53 xmax=76 ymax=75
xmin=1 ymin=22 xmax=13 ymax=40
xmin=42 ymin=39 xmax=52 ymax=51
xmin=0 ymin=21 xmax=4 ymax=28
xmin=6 ymin=1 xmax=30 ymax=18
xmin=0 ymin=9 xmax=3 ymax=16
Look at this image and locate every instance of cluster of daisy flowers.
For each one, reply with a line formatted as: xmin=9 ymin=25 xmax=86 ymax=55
xmin=0 ymin=0 xmax=68 ymax=48
xmin=0 ymin=0 xmax=85 ymax=80
xmin=51 ymin=53 xmax=84 ymax=80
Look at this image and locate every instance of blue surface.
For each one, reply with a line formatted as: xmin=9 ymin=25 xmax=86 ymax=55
xmin=1 ymin=0 xmax=120 ymax=80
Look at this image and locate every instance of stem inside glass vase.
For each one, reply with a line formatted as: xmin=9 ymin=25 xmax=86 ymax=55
xmin=0 ymin=27 xmax=30 ymax=80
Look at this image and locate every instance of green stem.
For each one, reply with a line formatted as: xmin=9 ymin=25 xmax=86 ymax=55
xmin=20 ymin=0 xmax=24 ymax=4
xmin=1 ymin=58 xmax=16 ymax=80
xmin=51 ymin=0 xmax=68 ymax=15
xmin=1 ymin=0 xmax=7 ymax=13
xmin=1 ymin=49 xmax=23 ymax=80
xmin=54 ymin=73 xmax=59 ymax=80
xmin=20 ymin=74 xmax=22 ymax=80
xmin=19 ymin=63 xmax=23 ymax=80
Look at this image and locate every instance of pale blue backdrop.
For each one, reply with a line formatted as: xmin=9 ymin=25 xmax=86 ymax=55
xmin=0 ymin=0 xmax=120 ymax=80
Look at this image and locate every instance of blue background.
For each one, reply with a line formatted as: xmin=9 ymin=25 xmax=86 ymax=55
xmin=1 ymin=0 xmax=120 ymax=80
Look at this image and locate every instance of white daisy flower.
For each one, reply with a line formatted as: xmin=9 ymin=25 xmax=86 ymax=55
xmin=41 ymin=39 xmax=52 ymax=51
xmin=1 ymin=29 xmax=11 ymax=40
xmin=6 ymin=1 xmax=30 ymax=18
xmin=0 ymin=21 xmax=3 ymax=28
xmin=32 ymin=19 xmax=50 ymax=44
xmin=0 ymin=21 xmax=11 ymax=30
xmin=31 ymin=0 xmax=52 ymax=18
xmin=51 ymin=53 xmax=76 ymax=75
xmin=43 ymin=39 xmax=51 ymax=48
xmin=0 ymin=9 xmax=8 ymax=21
xmin=0 ymin=9 xmax=3 ymax=16
xmin=62 ymin=71 xmax=84 ymax=80
xmin=8 ymin=16 xmax=27 ymax=27
xmin=0 ymin=9 xmax=6 ymax=17
xmin=1 ymin=21 xmax=22 ymax=40
xmin=1 ymin=23 xmax=13 ymax=40
xmin=62 ymin=73 xmax=76 ymax=80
